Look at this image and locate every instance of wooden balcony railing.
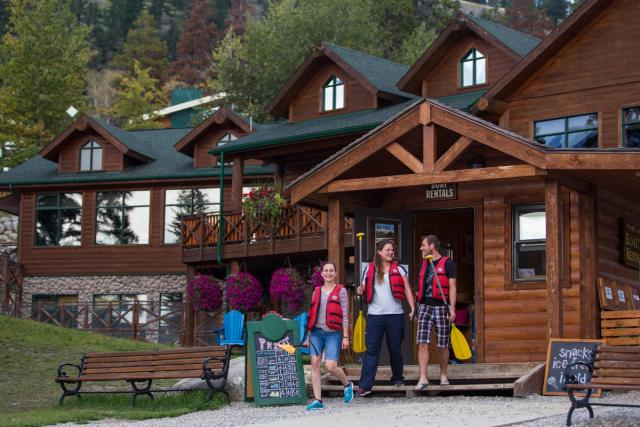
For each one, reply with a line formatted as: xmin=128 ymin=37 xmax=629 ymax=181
xmin=180 ymin=205 xmax=354 ymax=261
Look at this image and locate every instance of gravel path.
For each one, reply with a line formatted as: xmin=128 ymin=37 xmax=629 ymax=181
xmin=52 ymin=392 xmax=640 ymax=427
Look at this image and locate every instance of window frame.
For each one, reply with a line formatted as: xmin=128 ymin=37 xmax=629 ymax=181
xmin=162 ymin=188 xmax=221 ymax=244
xmin=533 ymin=112 xmax=599 ymax=148
xmin=95 ymin=190 xmax=151 ymax=246
xmin=512 ymin=203 xmax=546 ymax=284
xmin=622 ymin=105 xmax=640 ymax=148
xmin=79 ymin=140 xmax=103 ymax=172
xmin=34 ymin=192 xmax=83 ymax=247
xmin=321 ymin=75 xmax=345 ymax=112
xmin=460 ymin=48 xmax=487 ymax=88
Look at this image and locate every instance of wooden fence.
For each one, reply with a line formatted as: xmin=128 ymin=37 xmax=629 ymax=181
xmin=0 ymin=252 xmax=22 ymax=317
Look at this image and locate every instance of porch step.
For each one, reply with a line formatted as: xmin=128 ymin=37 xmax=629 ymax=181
xmin=318 ymin=382 xmax=515 ymax=398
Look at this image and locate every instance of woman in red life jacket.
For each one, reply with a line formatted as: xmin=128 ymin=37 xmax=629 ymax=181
xmin=303 ymin=261 xmax=353 ymax=410
xmin=355 ymin=239 xmax=415 ymax=396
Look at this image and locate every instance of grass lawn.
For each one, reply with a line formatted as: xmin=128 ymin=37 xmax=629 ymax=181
xmin=0 ymin=315 xmax=226 ymax=427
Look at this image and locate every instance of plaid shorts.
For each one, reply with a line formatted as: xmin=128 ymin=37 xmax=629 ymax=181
xmin=416 ymin=304 xmax=450 ymax=348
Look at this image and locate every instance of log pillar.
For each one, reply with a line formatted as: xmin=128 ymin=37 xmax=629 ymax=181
xmin=274 ymin=162 xmax=284 ymax=185
xmin=545 ymin=178 xmax=563 ymax=339
xmin=182 ymin=264 xmax=196 ymax=347
xmin=230 ymin=156 xmax=244 ymax=210
xmin=423 ymin=124 xmax=436 ymax=172
xmin=578 ymin=190 xmax=599 ymax=338
xmin=328 ymin=196 xmax=345 ymax=284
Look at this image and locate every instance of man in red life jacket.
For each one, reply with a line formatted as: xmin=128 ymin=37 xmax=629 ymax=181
xmin=414 ymin=235 xmax=457 ymax=390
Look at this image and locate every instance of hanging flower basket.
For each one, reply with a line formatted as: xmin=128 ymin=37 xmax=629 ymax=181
xmin=310 ymin=262 xmax=324 ymax=288
xmin=187 ymin=274 xmax=223 ymax=312
xmin=226 ymin=272 xmax=263 ymax=312
xmin=242 ymin=184 xmax=287 ymax=227
xmin=269 ymin=267 xmax=307 ymax=317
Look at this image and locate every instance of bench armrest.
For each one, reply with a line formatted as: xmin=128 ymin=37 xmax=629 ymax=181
xmin=57 ymin=363 xmax=82 ymax=378
xmin=202 ymin=356 xmax=230 ymax=381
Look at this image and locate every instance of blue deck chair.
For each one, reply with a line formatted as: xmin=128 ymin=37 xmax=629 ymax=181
xmin=293 ymin=312 xmax=309 ymax=354
xmin=215 ymin=310 xmax=245 ymax=346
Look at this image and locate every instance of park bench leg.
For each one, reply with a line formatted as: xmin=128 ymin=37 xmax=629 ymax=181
xmin=128 ymin=380 xmax=154 ymax=407
xmin=57 ymin=381 xmax=82 ymax=405
xmin=566 ymin=389 xmax=594 ymax=426
xmin=204 ymin=377 xmax=230 ymax=403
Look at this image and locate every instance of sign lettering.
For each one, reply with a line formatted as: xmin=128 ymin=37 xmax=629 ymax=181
xmin=425 ymin=183 xmax=457 ymax=201
xmin=621 ymin=220 xmax=640 ymax=269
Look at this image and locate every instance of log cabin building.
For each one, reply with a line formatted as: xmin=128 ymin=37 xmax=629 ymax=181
xmin=2 ymin=0 xmax=640 ymax=361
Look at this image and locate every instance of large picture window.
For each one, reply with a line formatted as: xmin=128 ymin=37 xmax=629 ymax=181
xmin=96 ymin=191 xmax=150 ymax=245
xmin=322 ymin=75 xmax=344 ymax=111
xmin=80 ymin=140 xmax=103 ymax=171
xmin=623 ymin=106 xmax=640 ymax=148
xmin=35 ymin=193 xmax=82 ymax=246
xmin=164 ymin=188 xmax=220 ymax=244
xmin=513 ymin=204 xmax=546 ymax=282
xmin=461 ymin=48 xmax=486 ymax=87
xmin=534 ymin=113 xmax=598 ymax=148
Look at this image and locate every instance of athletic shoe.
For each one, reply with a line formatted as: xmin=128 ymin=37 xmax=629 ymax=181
xmin=356 ymin=388 xmax=371 ymax=397
xmin=393 ymin=380 xmax=405 ymax=387
xmin=343 ymin=382 xmax=354 ymax=403
xmin=306 ymin=400 xmax=324 ymax=411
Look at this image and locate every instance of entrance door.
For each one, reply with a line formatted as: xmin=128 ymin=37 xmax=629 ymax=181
xmin=414 ymin=208 xmax=475 ymax=363
xmin=354 ymin=208 xmax=414 ymax=364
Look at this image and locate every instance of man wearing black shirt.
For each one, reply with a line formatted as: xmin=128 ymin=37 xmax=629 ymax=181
xmin=414 ymin=235 xmax=457 ymax=390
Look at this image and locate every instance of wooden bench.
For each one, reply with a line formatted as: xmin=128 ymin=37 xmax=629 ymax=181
xmin=55 ymin=345 xmax=233 ymax=406
xmin=564 ymin=345 xmax=640 ymax=425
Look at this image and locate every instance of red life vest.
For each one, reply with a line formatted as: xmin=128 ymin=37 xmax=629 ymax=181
xmin=417 ymin=256 xmax=450 ymax=303
xmin=365 ymin=261 xmax=406 ymax=304
xmin=307 ymin=284 xmax=344 ymax=331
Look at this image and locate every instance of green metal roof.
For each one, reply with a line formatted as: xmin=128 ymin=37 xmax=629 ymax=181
xmin=436 ymin=89 xmax=487 ymax=111
xmin=324 ymin=43 xmax=415 ymax=99
xmin=0 ymin=127 xmax=274 ymax=187
xmin=466 ymin=14 xmax=540 ymax=57
xmin=212 ymin=100 xmax=418 ymax=155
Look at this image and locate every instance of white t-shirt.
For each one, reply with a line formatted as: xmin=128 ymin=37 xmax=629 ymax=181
xmin=362 ymin=264 xmax=407 ymax=315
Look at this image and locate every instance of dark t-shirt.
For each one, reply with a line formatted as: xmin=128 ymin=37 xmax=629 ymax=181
xmin=422 ymin=257 xmax=457 ymax=306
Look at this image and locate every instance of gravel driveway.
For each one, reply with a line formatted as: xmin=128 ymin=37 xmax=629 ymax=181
xmin=54 ymin=391 xmax=640 ymax=427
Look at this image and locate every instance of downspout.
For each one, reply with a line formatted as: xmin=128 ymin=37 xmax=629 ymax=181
xmin=217 ymin=151 xmax=225 ymax=264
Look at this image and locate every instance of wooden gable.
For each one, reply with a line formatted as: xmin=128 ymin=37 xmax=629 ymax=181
xmin=57 ymin=133 xmax=123 ymax=173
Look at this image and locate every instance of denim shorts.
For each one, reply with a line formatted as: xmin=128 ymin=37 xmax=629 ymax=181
xmin=309 ymin=328 xmax=341 ymax=361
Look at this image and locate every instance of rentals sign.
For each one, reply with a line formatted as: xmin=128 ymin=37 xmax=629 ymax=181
xmin=425 ymin=183 xmax=457 ymax=201
xmin=621 ymin=219 xmax=640 ymax=269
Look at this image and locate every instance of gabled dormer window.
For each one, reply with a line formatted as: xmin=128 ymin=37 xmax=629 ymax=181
xmin=217 ymin=132 xmax=237 ymax=148
xmin=461 ymin=49 xmax=486 ymax=88
xmin=322 ymin=75 xmax=344 ymax=111
xmin=80 ymin=140 xmax=103 ymax=171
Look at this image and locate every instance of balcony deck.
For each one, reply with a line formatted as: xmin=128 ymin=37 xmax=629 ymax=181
xmin=181 ymin=205 xmax=353 ymax=263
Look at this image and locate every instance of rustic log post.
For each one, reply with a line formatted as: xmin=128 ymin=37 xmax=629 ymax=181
xmin=274 ymin=162 xmax=284 ymax=185
xmin=231 ymin=156 xmax=244 ymax=210
xmin=423 ymin=124 xmax=436 ymax=172
xmin=578 ymin=190 xmax=598 ymax=338
xmin=545 ymin=178 xmax=563 ymax=339
xmin=182 ymin=265 xmax=196 ymax=347
xmin=328 ymin=197 xmax=345 ymax=284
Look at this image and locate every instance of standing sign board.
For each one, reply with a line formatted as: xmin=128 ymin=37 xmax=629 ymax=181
xmin=245 ymin=314 xmax=306 ymax=407
xmin=543 ymin=338 xmax=603 ymax=396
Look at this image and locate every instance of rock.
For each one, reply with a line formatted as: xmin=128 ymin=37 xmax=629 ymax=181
xmin=172 ymin=355 xmax=245 ymax=401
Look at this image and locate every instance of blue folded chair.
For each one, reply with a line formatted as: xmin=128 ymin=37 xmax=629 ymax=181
xmin=293 ymin=312 xmax=309 ymax=354
xmin=215 ymin=310 xmax=245 ymax=346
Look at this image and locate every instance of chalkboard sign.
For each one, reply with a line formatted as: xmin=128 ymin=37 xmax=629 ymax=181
xmin=245 ymin=314 xmax=306 ymax=407
xmin=543 ymin=338 xmax=603 ymax=396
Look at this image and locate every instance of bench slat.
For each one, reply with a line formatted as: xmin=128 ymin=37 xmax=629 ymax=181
xmin=601 ymin=328 xmax=640 ymax=337
xmin=601 ymin=318 xmax=640 ymax=328
xmin=566 ymin=383 xmax=640 ymax=391
xmin=58 ymin=371 xmax=209 ymax=382
xmin=594 ymin=368 xmax=640 ymax=379
xmin=604 ymin=337 xmax=640 ymax=346
xmin=598 ymin=345 xmax=640 ymax=353
xmin=85 ymin=351 xmax=224 ymax=364
xmin=83 ymin=346 xmax=227 ymax=358
xmin=591 ymin=376 xmax=640 ymax=386
xmin=595 ymin=360 xmax=640 ymax=370
xmin=84 ymin=358 xmax=215 ymax=369
xmin=83 ymin=363 xmax=223 ymax=375
xmin=597 ymin=352 xmax=640 ymax=362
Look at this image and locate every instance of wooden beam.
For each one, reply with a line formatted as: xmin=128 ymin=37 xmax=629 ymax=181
xmin=385 ymin=142 xmax=423 ymax=173
xmin=547 ymin=171 xmax=590 ymax=194
xmin=433 ymin=136 xmax=473 ymax=172
xmin=545 ymin=178 xmax=563 ymax=339
xmin=423 ymin=124 xmax=436 ymax=172
xmin=420 ymin=102 xmax=431 ymax=125
xmin=578 ymin=191 xmax=598 ymax=339
xmin=274 ymin=161 xmax=284 ymax=184
xmin=230 ymin=156 xmax=244 ymax=210
xmin=546 ymin=152 xmax=640 ymax=170
xmin=328 ymin=197 xmax=345 ymax=284
xmin=320 ymin=165 xmax=545 ymax=193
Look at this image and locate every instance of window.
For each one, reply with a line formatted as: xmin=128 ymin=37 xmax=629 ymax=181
xmin=35 ymin=193 xmax=82 ymax=246
xmin=534 ymin=113 xmax=598 ymax=148
xmin=31 ymin=294 xmax=78 ymax=326
xmin=217 ymin=132 xmax=237 ymax=148
xmin=164 ymin=188 xmax=220 ymax=244
xmin=461 ymin=48 xmax=486 ymax=87
xmin=159 ymin=292 xmax=183 ymax=344
xmin=513 ymin=204 xmax=546 ymax=282
xmin=80 ymin=140 xmax=103 ymax=171
xmin=623 ymin=106 xmax=640 ymax=148
xmin=322 ymin=75 xmax=344 ymax=111
xmin=96 ymin=191 xmax=150 ymax=245
xmin=92 ymin=293 xmax=148 ymax=338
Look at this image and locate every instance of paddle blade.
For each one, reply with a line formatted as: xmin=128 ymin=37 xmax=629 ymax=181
xmin=353 ymin=310 xmax=366 ymax=353
xmin=450 ymin=324 xmax=472 ymax=360
xmin=276 ymin=343 xmax=296 ymax=354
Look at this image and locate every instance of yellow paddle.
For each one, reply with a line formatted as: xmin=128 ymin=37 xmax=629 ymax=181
xmin=353 ymin=232 xmax=366 ymax=353
xmin=425 ymin=255 xmax=472 ymax=360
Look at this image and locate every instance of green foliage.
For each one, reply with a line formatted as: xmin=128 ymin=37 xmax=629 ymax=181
xmin=111 ymin=9 xmax=169 ymax=81
xmin=107 ymin=61 xmax=166 ymax=130
xmin=242 ymin=183 xmax=287 ymax=227
xmin=397 ymin=22 xmax=438 ymax=66
xmin=0 ymin=0 xmax=93 ymax=168
xmin=414 ymin=0 xmax=460 ymax=30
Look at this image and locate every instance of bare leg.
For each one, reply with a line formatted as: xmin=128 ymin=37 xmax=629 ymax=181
xmin=325 ymin=360 xmax=349 ymax=386
xmin=418 ymin=343 xmax=430 ymax=383
xmin=437 ymin=347 xmax=449 ymax=383
xmin=311 ymin=355 xmax=323 ymax=400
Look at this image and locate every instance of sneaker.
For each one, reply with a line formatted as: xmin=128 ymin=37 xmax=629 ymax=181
xmin=392 ymin=380 xmax=405 ymax=388
xmin=356 ymin=388 xmax=372 ymax=397
xmin=306 ymin=400 xmax=324 ymax=411
xmin=343 ymin=382 xmax=354 ymax=404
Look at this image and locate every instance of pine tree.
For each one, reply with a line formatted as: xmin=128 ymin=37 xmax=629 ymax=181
xmin=0 ymin=0 xmax=11 ymax=36
xmin=101 ymin=0 xmax=145 ymax=63
xmin=505 ymin=0 xmax=554 ymax=38
xmin=397 ymin=22 xmax=437 ymax=66
xmin=111 ymin=9 xmax=169 ymax=82
xmin=225 ymin=0 xmax=253 ymax=36
xmin=107 ymin=61 xmax=166 ymax=130
xmin=171 ymin=0 xmax=218 ymax=86
xmin=0 ymin=0 xmax=93 ymax=168
xmin=414 ymin=0 xmax=460 ymax=31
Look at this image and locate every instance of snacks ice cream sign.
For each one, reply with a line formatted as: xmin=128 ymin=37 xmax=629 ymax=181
xmin=425 ymin=183 xmax=457 ymax=201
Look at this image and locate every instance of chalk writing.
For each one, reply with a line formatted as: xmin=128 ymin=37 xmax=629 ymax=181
xmin=254 ymin=331 xmax=301 ymax=399
xmin=544 ymin=339 xmax=601 ymax=396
